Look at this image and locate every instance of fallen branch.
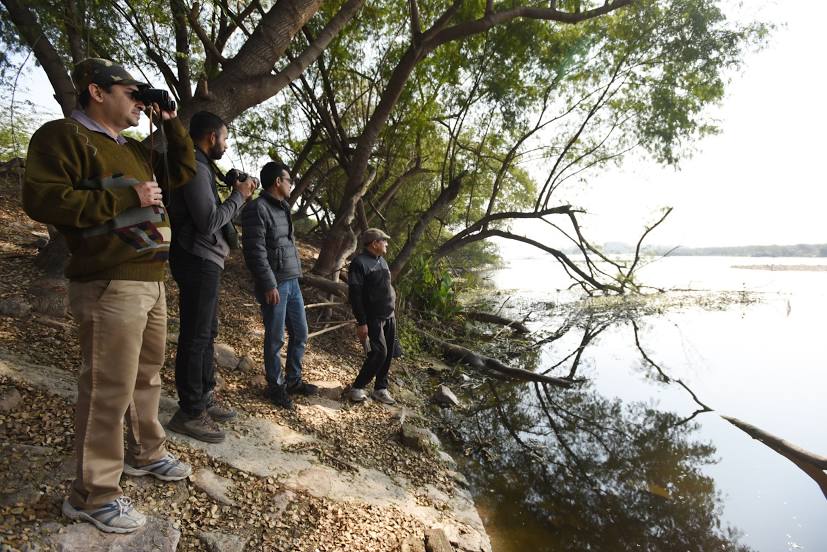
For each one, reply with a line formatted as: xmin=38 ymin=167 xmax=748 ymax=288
xmin=463 ymin=310 xmax=529 ymax=333
xmin=307 ymin=321 xmax=352 ymax=340
xmin=722 ymin=415 xmax=827 ymax=499
xmin=300 ymin=273 xmax=348 ymax=298
xmin=412 ymin=327 xmax=573 ymax=387
xmin=305 ymin=301 xmax=346 ymax=309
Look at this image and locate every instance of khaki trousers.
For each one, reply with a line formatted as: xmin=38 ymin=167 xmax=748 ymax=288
xmin=67 ymin=280 xmax=168 ymax=509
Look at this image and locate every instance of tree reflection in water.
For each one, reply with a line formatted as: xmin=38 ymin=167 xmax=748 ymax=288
xmin=444 ymin=313 xmax=753 ymax=552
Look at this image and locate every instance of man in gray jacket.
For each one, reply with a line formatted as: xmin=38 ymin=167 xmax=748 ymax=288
xmin=241 ymin=161 xmax=317 ymax=409
xmin=167 ymin=111 xmax=255 ymax=442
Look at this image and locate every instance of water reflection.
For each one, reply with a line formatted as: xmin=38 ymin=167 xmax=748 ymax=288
xmin=444 ymin=311 xmax=754 ymax=552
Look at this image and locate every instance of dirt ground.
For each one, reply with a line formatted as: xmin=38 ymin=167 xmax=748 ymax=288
xmin=0 ymin=172 xmax=477 ymax=551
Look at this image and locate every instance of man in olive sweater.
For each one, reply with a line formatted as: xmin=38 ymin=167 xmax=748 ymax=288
xmin=23 ymin=58 xmax=196 ymax=533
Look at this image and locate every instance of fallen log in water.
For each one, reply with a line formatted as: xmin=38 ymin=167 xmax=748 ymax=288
xmin=463 ymin=310 xmax=529 ymax=333
xmin=413 ymin=327 xmax=573 ymax=387
xmin=722 ymin=415 xmax=827 ymax=499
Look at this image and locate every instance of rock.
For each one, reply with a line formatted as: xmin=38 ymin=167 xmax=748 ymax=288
xmin=400 ymin=422 xmax=441 ymax=453
xmin=34 ymin=316 xmax=72 ymax=331
xmin=426 ymin=360 xmax=452 ymax=374
xmin=271 ymin=490 xmax=295 ymax=516
xmin=447 ymin=470 xmax=469 ymax=488
xmin=50 ymin=515 xmax=179 ymax=551
xmin=214 ymin=343 xmax=239 ymax=370
xmin=436 ymin=451 xmax=457 ymax=469
xmin=313 ymin=381 xmax=345 ymax=400
xmin=425 ymin=527 xmax=454 ymax=552
xmin=395 ymin=387 xmax=420 ymax=405
xmin=167 ymin=332 xmax=179 ymax=344
xmin=432 ymin=385 xmax=460 ymax=408
xmin=401 ymin=534 xmax=427 ymax=552
xmin=0 ymin=485 xmax=43 ymax=507
xmin=0 ymin=297 xmax=31 ymax=318
xmin=28 ymin=277 xmax=68 ymax=318
xmin=0 ymin=386 xmax=22 ymax=411
xmin=197 ymin=530 xmax=249 ymax=552
xmin=237 ymin=354 xmax=256 ymax=372
xmin=191 ymin=468 xmax=237 ymax=506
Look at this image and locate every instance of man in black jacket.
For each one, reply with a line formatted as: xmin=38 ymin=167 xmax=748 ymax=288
xmin=241 ymin=161 xmax=317 ymax=409
xmin=348 ymin=228 xmax=397 ymax=405
xmin=167 ymin=111 xmax=255 ymax=443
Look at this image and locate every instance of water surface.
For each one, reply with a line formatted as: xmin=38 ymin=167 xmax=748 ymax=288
xmin=451 ymin=256 xmax=827 ymax=551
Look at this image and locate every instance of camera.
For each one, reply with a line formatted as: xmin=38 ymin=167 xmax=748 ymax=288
xmin=131 ymin=88 xmax=177 ymax=112
xmin=223 ymin=168 xmax=249 ymax=187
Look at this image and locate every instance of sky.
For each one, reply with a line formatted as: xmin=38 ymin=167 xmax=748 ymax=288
xmin=8 ymin=0 xmax=826 ymax=248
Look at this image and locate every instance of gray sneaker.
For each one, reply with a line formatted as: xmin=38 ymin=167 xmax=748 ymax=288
xmin=167 ymin=409 xmax=225 ymax=443
xmin=349 ymin=387 xmax=368 ymax=402
xmin=371 ymin=388 xmax=396 ymax=405
xmin=124 ymin=452 xmax=192 ymax=481
xmin=62 ymin=496 xmax=146 ymax=534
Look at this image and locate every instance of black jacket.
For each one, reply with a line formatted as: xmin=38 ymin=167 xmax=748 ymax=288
xmin=348 ymin=251 xmax=396 ymax=325
xmin=241 ymin=192 xmax=302 ymax=292
xmin=168 ymin=149 xmax=243 ymax=268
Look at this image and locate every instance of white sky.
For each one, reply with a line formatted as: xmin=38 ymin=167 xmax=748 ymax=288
xmin=9 ymin=0 xmax=825 ymax=248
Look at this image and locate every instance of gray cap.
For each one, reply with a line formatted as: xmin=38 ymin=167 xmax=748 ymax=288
xmin=361 ymin=228 xmax=391 ymax=245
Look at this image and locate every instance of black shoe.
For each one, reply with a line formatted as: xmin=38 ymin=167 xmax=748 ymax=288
xmin=286 ymin=380 xmax=318 ymax=396
xmin=268 ymin=385 xmax=294 ymax=409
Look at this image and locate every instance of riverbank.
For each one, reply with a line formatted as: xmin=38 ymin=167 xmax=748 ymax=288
xmin=0 ymin=174 xmax=490 ymax=552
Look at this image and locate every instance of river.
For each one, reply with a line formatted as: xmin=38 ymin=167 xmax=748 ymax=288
xmin=446 ymin=255 xmax=827 ymax=552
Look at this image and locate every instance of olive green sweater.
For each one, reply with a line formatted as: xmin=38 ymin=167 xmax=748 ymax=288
xmin=23 ymin=116 xmax=196 ymax=281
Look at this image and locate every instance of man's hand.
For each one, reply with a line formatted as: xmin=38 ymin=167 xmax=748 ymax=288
xmin=149 ymin=102 xmax=177 ymax=121
xmin=265 ymin=288 xmax=280 ymax=305
xmin=133 ymin=180 xmax=163 ymax=207
xmin=356 ymin=324 xmax=368 ymax=342
xmin=234 ymin=177 xmax=257 ymax=200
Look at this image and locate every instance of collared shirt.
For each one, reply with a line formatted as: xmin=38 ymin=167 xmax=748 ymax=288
xmin=70 ymin=109 xmax=127 ymax=145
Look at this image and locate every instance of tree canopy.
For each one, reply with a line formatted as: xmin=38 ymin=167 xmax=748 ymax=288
xmin=1 ymin=0 xmax=767 ymax=293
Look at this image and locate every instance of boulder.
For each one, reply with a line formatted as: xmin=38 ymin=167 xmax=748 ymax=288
xmin=424 ymin=528 xmax=454 ymax=552
xmin=0 ymin=386 xmax=22 ymax=412
xmin=191 ymin=468 xmax=237 ymax=506
xmin=436 ymin=451 xmax=457 ymax=469
xmin=313 ymin=381 xmax=345 ymax=401
xmin=401 ymin=534 xmax=427 ymax=552
xmin=214 ymin=343 xmax=239 ymax=370
xmin=237 ymin=355 xmax=256 ymax=372
xmin=197 ymin=530 xmax=249 ymax=552
xmin=431 ymin=385 xmax=460 ymax=408
xmin=28 ymin=277 xmax=68 ymax=318
xmin=400 ymin=422 xmax=441 ymax=453
xmin=0 ymin=297 xmax=31 ymax=318
xmin=50 ymin=515 xmax=179 ymax=551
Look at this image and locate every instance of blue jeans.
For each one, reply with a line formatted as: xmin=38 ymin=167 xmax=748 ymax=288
xmin=260 ymin=278 xmax=307 ymax=389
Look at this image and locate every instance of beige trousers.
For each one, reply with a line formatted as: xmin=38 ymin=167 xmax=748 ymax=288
xmin=67 ymin=280 xmax=168 ymax=509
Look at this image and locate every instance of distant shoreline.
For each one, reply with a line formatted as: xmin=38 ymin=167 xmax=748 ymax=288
xmin=732 ymin=264 xmax=827 ymax=272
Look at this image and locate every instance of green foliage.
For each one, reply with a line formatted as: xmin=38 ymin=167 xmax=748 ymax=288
xmin=0 ymin=94 xmax=34 ymax=161
xmin=397 ymin=257 xmax=461 ymax=320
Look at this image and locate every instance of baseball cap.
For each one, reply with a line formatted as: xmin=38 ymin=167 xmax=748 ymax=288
xmin=361 ymin=228 xmax=391 ymax=245
xmin=72 ymin=58 xmax=148 ymax=92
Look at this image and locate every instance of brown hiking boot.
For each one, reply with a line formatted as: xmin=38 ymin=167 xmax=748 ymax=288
xmin=167 ymin=409 xmax=225 ymax=443
xmin=206 ymin=392 xmax=237 ymax=423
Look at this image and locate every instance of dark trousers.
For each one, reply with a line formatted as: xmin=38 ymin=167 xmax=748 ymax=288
xmin=170 ymin=244 xmax=221 ymax=415
xmin=353 ymin=316 xmax=395 ymax=390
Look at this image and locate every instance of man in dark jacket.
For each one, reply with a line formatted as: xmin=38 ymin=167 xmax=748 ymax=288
xmin=167 ymin=111 xmax=256 ymax=442
xmin=348 ymin=228 xmax=397 ymax=405
xmin=241 ymin=161 xmax=317 ymax=408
